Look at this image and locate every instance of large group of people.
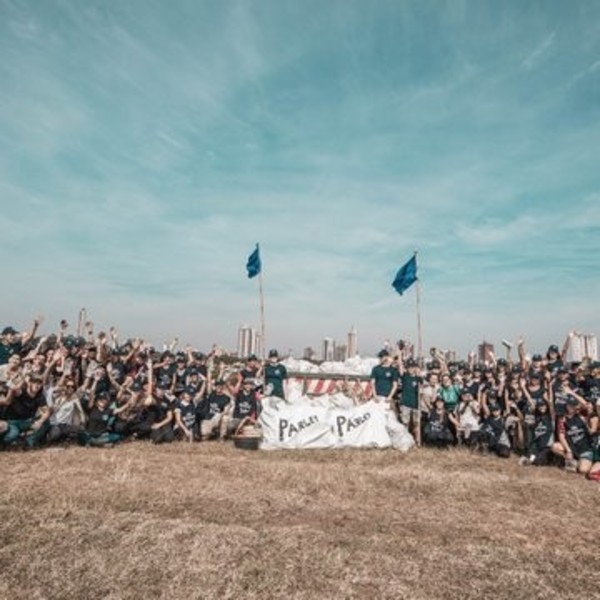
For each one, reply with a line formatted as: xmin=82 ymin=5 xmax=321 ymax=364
xmin=0 ymin=317 xmax=268 ymax=449
xmin=1 ymin=317 xmax=599 ymax=482
xmin=370 ymin=338 xmax=600 ymax=480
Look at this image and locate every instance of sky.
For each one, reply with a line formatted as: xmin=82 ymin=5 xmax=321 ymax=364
xmin=1 ymin=0 xmax=599 ymax=358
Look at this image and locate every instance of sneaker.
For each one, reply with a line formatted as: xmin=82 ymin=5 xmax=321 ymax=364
xmin=565 ymin=458 xmax=578 ymax=473
xmin=518 ymin=456 xmax=531 ymax=467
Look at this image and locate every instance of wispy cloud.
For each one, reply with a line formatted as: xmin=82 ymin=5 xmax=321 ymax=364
xmin=1 ymin=1 xmax=599 ymax=355
xmin=521 ymin=32 xmax=556 ymax=70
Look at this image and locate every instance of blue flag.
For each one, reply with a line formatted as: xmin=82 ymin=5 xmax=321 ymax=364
xmin=246 ymin=244 xmax=261 ymax=279
xmin=392 ymin=254 xmax=417 ymax=295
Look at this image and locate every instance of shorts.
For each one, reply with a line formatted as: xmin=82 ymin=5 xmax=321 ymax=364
xmin=576 ymin=451 xmax=594 ymax=462
xmin=400 ymin=406 xmax=420 ymax=427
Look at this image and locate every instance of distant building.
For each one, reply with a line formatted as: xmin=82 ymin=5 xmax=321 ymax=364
xmin=334 ymin=344 xmax=347 ymax=362
xmin=303 ymin=347 xmax=317 ymax=361
xmin=569 ymin=333 xmax=598 ymax=362
xmin=237 ymin=325 xmax=259 ymax=358
xmin=444 ymin=349 xmax=457 ymax=363
xmin=322 ymin=337 xmax=334 ymax=362
xmin=478 ymin=341 xmax=494 ymax=364
xmin=254 ymin=332 xmax=263 ymax=359
xmin=347 ymin=326 xmax=358 ymax=358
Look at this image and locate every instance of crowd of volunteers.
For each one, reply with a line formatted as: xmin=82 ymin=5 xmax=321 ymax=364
xmin=1 ymin=317 xmax=599 ymax=481
xmin=371 ymin=340 xmax=600 ymax=480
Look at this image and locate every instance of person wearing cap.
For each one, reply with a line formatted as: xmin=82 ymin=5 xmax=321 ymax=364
xmin=545 ymin=344 xmax=564 ymax=377
xmin=220 ymin=377 xmax=259 ymax=439
xmin=264 ymin=349 xmax=287 ymax=399
xmin=397 ymin=358 xmax=422 ymax=446
xmin=197 ymin=379 xmax=231 ymax=440
xmin=107 ymin=348 xmax=127 ymax=388
xmin=147 ymin=381 xmax=176 ymax=444
xmin=423 ymin=396 xmax=457 ymax=448
xmin=0 ymin=375 xmax=50 ymax=447
xmin=0 ymin=317 xmax=42 ymax=366
xmin=462 ymin=369 xmax=482 ymax=399
xmin=172 ymin=353 xmax=190 ymax=390
xmin=79 ymin=390 xmax=121 ymax=447
xmin=552 ymin=395 xmax=595 ymax=474
xmin=128 ymin=360 xmax=175 ymax=443
xmin=238 ymin=354 xmax=263 ymax=393
xmin=519 ymin=400 xmax=554 ymax=467
xmin=480 ymin=398 xmax=511 ymax=458
xmin=517 ymin=375 xmax=551 ymax=454
xmin=185 ymin=368 xmax=207 ymax=399
xmin=172 ymin=387 xmax=196 ymax=442
xmin=240 ymin=354 xmax=262 ymax=381
xmin=370 ymin=350 xmax=398 ymax=408
xmin=549 ymin=370 xmax=576 ymax=422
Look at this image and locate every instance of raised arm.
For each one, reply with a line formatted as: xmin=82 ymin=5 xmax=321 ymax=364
xmin=22 ymin=315 xmax=43 ymax=346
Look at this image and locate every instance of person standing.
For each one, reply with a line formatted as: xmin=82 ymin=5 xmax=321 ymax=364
xmin=398 ymin=358 xmax=421 ymax=446
xmin=370 ymin=350 xmax=398 ymax=408
xmin=264 ymin=349 xmax=287 ymax=399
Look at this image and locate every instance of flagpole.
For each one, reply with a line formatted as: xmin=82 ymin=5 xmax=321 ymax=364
xmin=414 ymin=250 xmax=423 ymax=361
xmin=258 ymin=269 xmax=266 ymax=361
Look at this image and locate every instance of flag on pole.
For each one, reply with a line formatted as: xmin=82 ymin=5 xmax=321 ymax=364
xmin=246 ymin=243 xmax=262 ymax=279
xmin=392 ymin=254 xmax=417 ymax=295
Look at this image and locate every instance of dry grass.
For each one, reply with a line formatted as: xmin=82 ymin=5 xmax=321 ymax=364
xmin=1 ymin=444 xmax=599 ymax=600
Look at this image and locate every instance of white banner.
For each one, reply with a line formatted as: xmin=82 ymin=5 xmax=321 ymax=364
xmin=259 ymin=397 xmax=414 ymax=452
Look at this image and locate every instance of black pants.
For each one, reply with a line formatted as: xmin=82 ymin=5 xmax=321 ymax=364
xmin=47 ymin=424 xmax=83 ymax=444
xmin=151 ymin=424 xmax=174 ymax=444
xmin=531 ymin=447 xmax=551 ymax=466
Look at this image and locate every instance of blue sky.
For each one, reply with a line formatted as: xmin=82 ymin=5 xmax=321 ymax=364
xmin=1 ymin=0 xmax=599 ymax=357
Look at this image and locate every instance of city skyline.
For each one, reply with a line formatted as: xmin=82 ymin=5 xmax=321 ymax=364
xmin=1 ymin=2 xmax=599 ymax=356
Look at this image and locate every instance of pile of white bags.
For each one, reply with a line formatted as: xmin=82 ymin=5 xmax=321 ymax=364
xmin=259 ymin=395 xmax=414 ymax=452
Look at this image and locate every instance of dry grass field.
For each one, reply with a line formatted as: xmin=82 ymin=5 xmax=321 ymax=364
xmin=1 ymin=443 xmax=598 ymax=600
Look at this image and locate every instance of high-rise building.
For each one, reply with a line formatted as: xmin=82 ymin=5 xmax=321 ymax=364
xmin=569 ymin=333 xmax=598 ymax=362
xmin=322 ymin=337 xmax=334 ymax=361
xmin=478 ymin=341 xmax=494 ymax=364
xmin=237 ymin=325 xmax=258 ymax=358
xmin=334 ymin=344 xmax=347 ymax=362
xmin=254 ymin=332 xmax=263 ymax=359
xmin=347 ymin=326 xmax=358 ymax=358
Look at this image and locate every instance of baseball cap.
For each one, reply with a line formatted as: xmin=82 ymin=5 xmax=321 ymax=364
xmin=268 ymin=349 xmax=279 ymax=358
xmin=377 ymin=349 xmax=390 ymax=358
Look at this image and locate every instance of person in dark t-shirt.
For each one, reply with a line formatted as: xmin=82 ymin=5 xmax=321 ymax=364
xmin=220 ymin=378 xmax=259 ymax=439
xmin=264 ymin=349 xmax=287 ymax=399
xmin=198 ymin=380 xmax=231 ymax=440
xmin=1 ymin=376 xmax=49 ymax=447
